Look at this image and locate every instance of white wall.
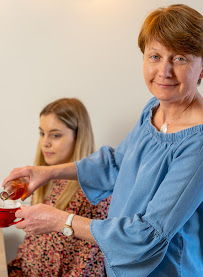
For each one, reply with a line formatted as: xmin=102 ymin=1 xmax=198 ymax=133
xmin=0 ymin=0 xmax=202 ymax=263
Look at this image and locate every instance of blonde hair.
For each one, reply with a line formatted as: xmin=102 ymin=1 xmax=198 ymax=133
xmin=32 ymin=98 xmax=95 ymax=210
xmin=138 ymin=4 xmax=203 ymax=84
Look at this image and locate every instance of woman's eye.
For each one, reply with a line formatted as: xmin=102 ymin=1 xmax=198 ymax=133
xmin=39 ymin=132 xmax=44 ymax=136
xmin=150 ymin=55 xmax=160 ymax=61
xmin=52 ymin=134 xmax=61 ymax=139
xmin=174 ymin=56 xmax=186 ymax=63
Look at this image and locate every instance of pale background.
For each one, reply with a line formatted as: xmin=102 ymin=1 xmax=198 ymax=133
xmin=0 ymin=0 xmax=202 ymax=263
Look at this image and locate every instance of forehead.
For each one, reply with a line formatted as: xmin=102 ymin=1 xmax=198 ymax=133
xmin=144 ymin=41 xmax=177 ymax=56
xmin=40 ymin=113 xmax=67 ymax=130
xmin=145 ymin=40 xmax=166 ymax=50
xmin=146 ymin=39 xmax=177 ymax=50
xmin=145 ymin=40 xmax=185 ymax=56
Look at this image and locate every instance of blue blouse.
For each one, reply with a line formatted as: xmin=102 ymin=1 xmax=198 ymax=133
xmin=75 ymin=97 xmax=203 ymax=277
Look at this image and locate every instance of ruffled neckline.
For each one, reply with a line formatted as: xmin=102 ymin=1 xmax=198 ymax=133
xmin=147 ymin=98 xmax=203 ymax=143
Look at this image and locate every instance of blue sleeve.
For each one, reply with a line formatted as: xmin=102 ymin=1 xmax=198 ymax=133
xmin=90 ymin=137 xmax=203 ymax=276
xmin=75 ymin=140 xmax=131 ymax=204
xmin=75 ymin=97 xmax=157 ymax=205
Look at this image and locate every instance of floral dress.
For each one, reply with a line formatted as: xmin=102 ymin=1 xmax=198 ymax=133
xmin=8 ymin=180 xmax=111 ymax=277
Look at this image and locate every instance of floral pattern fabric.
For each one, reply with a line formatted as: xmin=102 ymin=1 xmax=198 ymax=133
xmin=8 ymin=180 xmax=111 ymax=277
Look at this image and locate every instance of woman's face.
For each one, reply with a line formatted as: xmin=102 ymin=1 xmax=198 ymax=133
xmin=39 ymin=113 xmax=76 ymax=166
xmin=143 ymin=40 xmax=203 ymax=103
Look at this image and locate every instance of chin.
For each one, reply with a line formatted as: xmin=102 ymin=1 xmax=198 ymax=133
xmin=47 ymin=160 xmax=67 ymax=166
xmin=159 ymin=94 xmax=182 ymax=104
xmin=150 ymin=91 xmax=177 ymax=102
xmin=44 ymin=159 xmax=55 ymax=166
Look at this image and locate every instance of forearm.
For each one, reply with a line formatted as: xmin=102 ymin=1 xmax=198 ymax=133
xmin=49 ymin=162 xmax=78 ymax=181
xmin=72 ymin=215 xmax=96 ymax=244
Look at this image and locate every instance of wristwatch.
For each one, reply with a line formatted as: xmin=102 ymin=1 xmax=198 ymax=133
xmin=61 ymin=214 xmax=75 ymax=236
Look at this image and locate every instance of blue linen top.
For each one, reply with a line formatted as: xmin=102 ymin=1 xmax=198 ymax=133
xmin=75 ymin=97 xmax=203 ymax=277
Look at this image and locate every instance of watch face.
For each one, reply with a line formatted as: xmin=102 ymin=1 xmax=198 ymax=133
xmin=62 ymin=226 xmax=73 ymax=236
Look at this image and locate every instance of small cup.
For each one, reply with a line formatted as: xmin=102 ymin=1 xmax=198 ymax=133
xmin=0 ymin=199 xmax=23 ymax=227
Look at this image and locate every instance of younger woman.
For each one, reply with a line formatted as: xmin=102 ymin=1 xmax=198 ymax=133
xmin=8 ymin=98 xmax=111 ymax=277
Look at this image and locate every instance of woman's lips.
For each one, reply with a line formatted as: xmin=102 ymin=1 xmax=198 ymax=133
xmin=43 ymin=152 xmax=55 ymax=157
xmin=156 ymin=82 xmax=178 ymax=88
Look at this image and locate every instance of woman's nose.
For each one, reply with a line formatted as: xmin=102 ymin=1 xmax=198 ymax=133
xmin=42 ymin=136 xmax=51 ymax=147
xmin=158 ymin=60 xmax=173 ymax=78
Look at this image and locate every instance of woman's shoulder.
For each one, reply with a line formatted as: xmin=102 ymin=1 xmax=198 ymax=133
xmin=142 ymin=97 xmax=158 ymax=115
xmin=138 ymin=97 xmax=159 ymax=126
xmin=144 ymin=97 xmax=159 ymax=109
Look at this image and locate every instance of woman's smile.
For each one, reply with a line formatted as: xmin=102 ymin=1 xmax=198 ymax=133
xmin=154 ymin=81 xmax=179 ymax=89
xmin=43 ymin=152 xmax=55 ymax=157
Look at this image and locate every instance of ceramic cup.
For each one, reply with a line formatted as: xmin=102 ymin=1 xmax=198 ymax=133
xmin=0 ymin=199 xmax=22 ymax=227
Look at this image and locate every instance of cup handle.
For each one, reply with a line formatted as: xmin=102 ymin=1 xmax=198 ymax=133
xmin=8 ymin=218 xmax=23 ymax=226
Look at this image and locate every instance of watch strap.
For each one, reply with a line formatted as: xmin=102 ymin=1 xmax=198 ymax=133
xmin=65 ymin=213 xmax=75 ymax=227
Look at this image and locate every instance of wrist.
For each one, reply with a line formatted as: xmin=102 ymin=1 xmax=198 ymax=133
xmin=61 ymin=213 xmax=75 ymax=236
xmin=55 ymin=211 xmax=71 ymax=233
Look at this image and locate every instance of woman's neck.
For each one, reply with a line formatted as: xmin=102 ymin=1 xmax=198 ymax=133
xmin=153 ymin=92 xmax=203 ymax=133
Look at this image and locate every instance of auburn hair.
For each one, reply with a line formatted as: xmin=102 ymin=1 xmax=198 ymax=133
xmin=138 ymin=4 xmax=203 ymax=57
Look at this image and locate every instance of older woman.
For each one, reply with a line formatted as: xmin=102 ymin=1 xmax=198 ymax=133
xmin=2 ymin=4 xmax=203 ymax=277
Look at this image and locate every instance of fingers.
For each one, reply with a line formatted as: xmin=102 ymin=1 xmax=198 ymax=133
xmin=15 ymin=205 xmax=32 ymax=231
xmin=2 ymin=166 xmax=30 ymax=187
xmin=1 ymin=166 xmax=37 ymax=199
xmin=21 ymin=191 xmax=31 ymax=201
xmin=15 ymin=208 xmax=25 ymax=218
xmin=15 ymin=206 xmax=26 ymax=230
xmin=15 ymin=204 xmax=29 ymax=217
xmin=15 ymin=221 xmax=26 ymax=230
